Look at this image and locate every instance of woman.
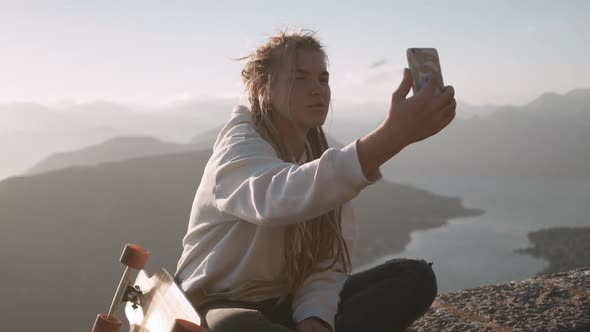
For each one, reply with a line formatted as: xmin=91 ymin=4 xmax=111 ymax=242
xmin=175 ymin=29 xmax=456 ymax=332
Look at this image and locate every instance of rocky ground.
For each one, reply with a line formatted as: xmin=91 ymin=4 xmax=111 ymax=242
xmin=407 ymin=267 xmax=590 ymax=332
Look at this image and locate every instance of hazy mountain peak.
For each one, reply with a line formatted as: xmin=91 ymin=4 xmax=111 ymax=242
xmin=566 ymin=87 xmax=590 ymax=96
xmin=528 ymin=88 xmax=590 ymax=110
xmin=103 ymin=135 xmax=163 ymax=145
xmin=26 ymin=135 xmax=194 ymax=175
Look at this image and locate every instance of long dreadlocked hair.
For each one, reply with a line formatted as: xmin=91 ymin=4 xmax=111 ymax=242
xmin=235 ymin=28 xmax=352 ymax=306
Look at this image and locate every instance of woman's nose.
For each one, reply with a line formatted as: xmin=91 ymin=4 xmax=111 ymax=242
xmin=310 ymin=80 xmax=323 ymax=95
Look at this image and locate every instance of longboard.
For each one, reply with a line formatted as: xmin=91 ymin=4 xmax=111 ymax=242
xmin=92 ymin=243 xmax=206 ymax=332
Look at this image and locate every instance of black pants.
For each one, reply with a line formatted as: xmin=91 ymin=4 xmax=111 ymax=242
xmin=195 ymin=258 xmax=437 ymax=332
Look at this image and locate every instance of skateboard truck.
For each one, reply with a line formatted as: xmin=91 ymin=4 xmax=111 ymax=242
xmin=92 ymin=243 xmax=149 ymax=332
xmin=123 ymin=284 xmax=143 ymax=309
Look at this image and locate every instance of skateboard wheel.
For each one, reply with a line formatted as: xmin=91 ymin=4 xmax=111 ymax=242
xmin=170 ymin=319 xmax=206 ymax=332
xmin=92 ymin=313 xmax=122 ymax=332
xmin=119 ymin=243 xmax=149 ymax=270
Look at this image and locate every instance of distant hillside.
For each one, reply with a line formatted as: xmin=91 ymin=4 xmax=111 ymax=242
xmin=525 ymin=88 xmax=590 ymax=122
xmin=0 ymin=99 xmax=236 ymax=142
xmin=327 ymin=88 xmax=590 ymax=178
xmin=0 ymin=126 xmax=119 ymax=181
xmin=0 ymin=99 xmax=234 ymax=180
xmin=515 ymin=226 xmax=590 ymax=276
xmin=0 ymin=148 xmax=481 ymax=331
xmin=24 ymin=128 xmax=344 ymax=176
xmin=54 ymin=99 xmax=235 ymax=142
xmin=27 ymin=136 xmax=196 ymax=175
xmin=4 ymin=89 xmax=589 ymax=180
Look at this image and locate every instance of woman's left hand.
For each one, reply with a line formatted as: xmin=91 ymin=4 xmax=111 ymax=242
xmin=296 ymin=316 xmax=334 ymax=332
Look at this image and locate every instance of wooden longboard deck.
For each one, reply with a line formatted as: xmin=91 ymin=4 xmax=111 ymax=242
xmin=125 ymin=268 xmax=203 ymax=331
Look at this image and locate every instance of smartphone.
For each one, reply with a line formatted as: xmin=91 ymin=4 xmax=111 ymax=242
xmin=406 ymin=48 xmax=445 ymax=96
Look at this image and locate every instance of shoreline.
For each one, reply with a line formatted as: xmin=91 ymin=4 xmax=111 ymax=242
xmin=514 ymin=226 xmax=590 ymax=276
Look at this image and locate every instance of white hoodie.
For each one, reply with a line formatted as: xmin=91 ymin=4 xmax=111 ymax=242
xmin=175 ymin=104 xmax=382 ymax=330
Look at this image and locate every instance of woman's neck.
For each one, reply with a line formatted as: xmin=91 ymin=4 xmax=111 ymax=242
xmin=272 ymin=114 xmax=308 ymax=161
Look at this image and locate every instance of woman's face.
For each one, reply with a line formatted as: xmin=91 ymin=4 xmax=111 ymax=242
xmin=270 ymin=49 xmax=331 ymax=133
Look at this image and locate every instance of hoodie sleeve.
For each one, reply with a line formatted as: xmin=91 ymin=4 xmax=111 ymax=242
xmin=212 ymin=122 xmax=382 ymax=227
xmin=291 ymin=202 xmax=358 ymax=331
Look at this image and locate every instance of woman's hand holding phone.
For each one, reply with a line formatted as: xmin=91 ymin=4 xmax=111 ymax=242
xmin=356 ymin=67 xmax=456 ymax=181
xmin=385 ymin=67 xmax=456 ymax=147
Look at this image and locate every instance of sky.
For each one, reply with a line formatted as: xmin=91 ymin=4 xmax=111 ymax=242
xmin=1 ymin=0 xmax=589 ymax=107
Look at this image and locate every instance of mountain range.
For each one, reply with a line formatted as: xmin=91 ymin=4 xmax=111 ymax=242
xmin=0 ymin=143 xmax=481 ymax=331
xmin=1 ymin=88 xmax=588 ymax=330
